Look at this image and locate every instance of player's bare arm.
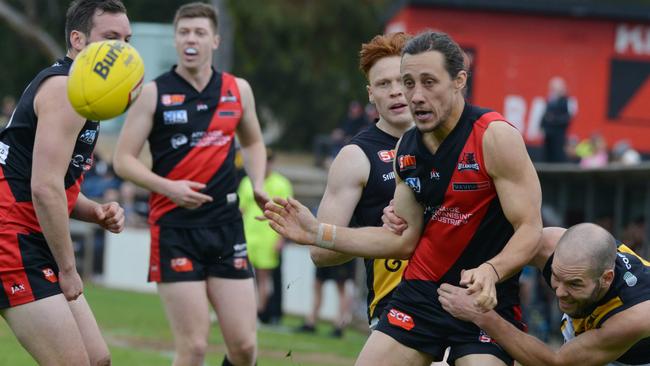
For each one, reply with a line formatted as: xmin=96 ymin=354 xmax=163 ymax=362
xmin=310 ymin=144 xmax=369 ymax=267
xmin=439 ymin=284 xmax=650 ymax=366
xmin=460 ymin=121 xmax=543 ymax=310
xmin=32 ymin=75 xmax=86 ymax=301
xmin=71 ymin=192 xmax=125 ymax=234
xmin=265 ymin=171 xmax=423 ymax=259
xmin=113 ymin=82 xmax=212 ymax=209
xmin=529 ymin=227 xmax=567 ymax=269
xmin=235 ymin=77 xmax=268 ymax=210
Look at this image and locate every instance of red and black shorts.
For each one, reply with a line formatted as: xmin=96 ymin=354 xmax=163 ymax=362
xmin=148 ymin=220 xmax=253 ymax=282
xmin=0 ymin=229 xmax=62 ymax=309
xmin=374 ymin=279 xmax=526 ymax=365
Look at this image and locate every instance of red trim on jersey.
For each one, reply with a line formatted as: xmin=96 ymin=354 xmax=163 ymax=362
xmin=0 ymin=229 xmax=36 ymax=306
xmin=513 ymin=304 xmax=528 ymax=332
xmin=0 ymin=169 xmax=82 ymax=233
xmin=148 ymin=73 xmax=243 ymax=224
xmin=404 ymin=111 xmax=507 ymax=281
xmin=148 ymin=224 xmax=161 ymax=282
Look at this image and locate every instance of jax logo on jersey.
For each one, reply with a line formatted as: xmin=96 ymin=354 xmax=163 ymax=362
xmin=387 ymin=308 xmax=415 ymax=330
xmin=398 ymin=154 xmax=416 ymax=171
xmin=161 ymin=94 xmax=185 ymax=106
xmin=10 ymin=283 xmax=25 ymax=295
xmin=430 ymin=168 xmax=440 ymax=180
xmin=405 ymin=177 xmax=421 ymax=193
xmin=377 ymin=149 xmax=396 ymax=163
xmin=458 ymin=152 xmax=480 ymax=171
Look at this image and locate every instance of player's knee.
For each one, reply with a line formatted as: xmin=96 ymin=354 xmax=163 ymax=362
xmin=183 ymin=338 xmax=209 ymax=359
xmin=228 ymin=338 xmax=257 ymax=364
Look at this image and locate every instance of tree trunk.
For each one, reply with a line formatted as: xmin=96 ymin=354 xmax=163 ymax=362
xmin=0 ymin=0 xmax=63 ymax=61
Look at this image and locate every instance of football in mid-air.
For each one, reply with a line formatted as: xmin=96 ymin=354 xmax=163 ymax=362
xmin=67 ymin=40 xmax=144 ymax=121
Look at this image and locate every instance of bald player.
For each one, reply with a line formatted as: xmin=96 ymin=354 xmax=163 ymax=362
xmin=439 ymin=223 xmax=650 ymax=366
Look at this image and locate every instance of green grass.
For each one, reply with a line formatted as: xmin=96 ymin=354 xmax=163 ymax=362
xmin=0 ymin=284 xmax=367 ymax=365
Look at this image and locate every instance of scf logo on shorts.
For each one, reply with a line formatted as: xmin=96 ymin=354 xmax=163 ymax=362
xmin=171 ymin=257 xmax=194 ymax=272
xmin=387 ymin=308 xmax=415 ymax=331
xmin=42 ymin=268 xmax=58 ymax=283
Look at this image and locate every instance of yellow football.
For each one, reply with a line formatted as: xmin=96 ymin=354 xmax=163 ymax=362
xmin=67 ymin=40 xmax=144 ymax=121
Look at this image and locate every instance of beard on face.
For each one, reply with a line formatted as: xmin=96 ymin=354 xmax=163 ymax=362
xmin=566 ymin=282 xmax=603 ymax=318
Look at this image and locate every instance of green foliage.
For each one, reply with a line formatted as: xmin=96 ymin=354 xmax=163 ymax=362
xmin=0 ymin=0 xmax=195 ymax=100
xmin=227 ymin=0 xmax=391 ymax=149
xmin=0 ymin=0 xmax=391 ymax=151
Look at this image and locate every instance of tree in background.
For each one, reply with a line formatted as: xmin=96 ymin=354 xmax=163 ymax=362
xmin=227 ymin=0 xmax=391 ymax=149
xmin=0 ymin=0 xmax=391 ymax=150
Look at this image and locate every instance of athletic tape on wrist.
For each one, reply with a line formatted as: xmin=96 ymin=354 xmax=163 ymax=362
xmin=315 ymin=223 xmax=336 ymax=249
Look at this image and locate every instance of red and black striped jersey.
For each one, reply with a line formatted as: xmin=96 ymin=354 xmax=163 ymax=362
xmin=395 ymin=103 xmax=520 ymax=307
xmin=148 ymin=67 xmax=242 ymax=227
xmin=0 ymin=57 xmax=99 ymax=232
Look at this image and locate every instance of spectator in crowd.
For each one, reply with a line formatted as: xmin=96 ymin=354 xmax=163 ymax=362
xmin=313 ymin=100 xmax=371 ymax=169
xmin=364 ymin=102 xmax=379 ymax=122
xmin=577 ymin=132 xmax=608 ymax=168
xmin=238 ymin=149 xmax=293 ymax=324
xmin=81 ymin=154 xmax=122 ymax=200
xmin=611 ymin=140 xmax=641 ymax=166
xmin=0 ymin=95 xmax=16 ymax=129
xmin=541 ymin=76 xmax=572 ymax=163
xmin=564 ymin=134 xmax=580 ymax=163
xmin=622 ymin=216 xmax=646 ymax=253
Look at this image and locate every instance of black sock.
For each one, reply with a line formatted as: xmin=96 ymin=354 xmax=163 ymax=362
xmin=222 ymin=356 xmax=234 ymax=366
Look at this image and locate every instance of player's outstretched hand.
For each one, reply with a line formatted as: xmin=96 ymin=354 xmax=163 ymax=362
xmin=437 ymin=283 xmax=483 ymax=322
xmin=459 ymin=263 xmax=499 ymax=311
xmin=264 ymin=197 xmax=318 ymax=245
xmin=59 ymin=268 xmax=83 ymax=301
xmin=381 ymin=199 xmax=408 ymax=234
xmin=165 ymin=180 xmax=213 ymax=209
xmin=94 ymin=201 xmax=125 ymax=233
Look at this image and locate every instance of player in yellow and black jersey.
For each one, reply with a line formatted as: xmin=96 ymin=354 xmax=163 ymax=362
xmin=439 ymin=223 xmax=650 ymax=366
xmin=308 ymin=32 xmax=412 ymax=329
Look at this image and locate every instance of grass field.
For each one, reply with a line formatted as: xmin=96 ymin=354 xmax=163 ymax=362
xmin=0 ymin=284 xmax=367 ymax=365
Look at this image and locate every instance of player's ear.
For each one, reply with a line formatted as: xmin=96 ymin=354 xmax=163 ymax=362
xmin=367 ymin=85 xmax=374 ymax=105
xmin=69 ymin=30 xmax=87 ymax=53
xmin=212 ymin=34 xmax=220 ymax=50
xmin=454 ymin=70 xmax=467 ymax=91
xmin=601 ymin=268 xmax=615 ymax=288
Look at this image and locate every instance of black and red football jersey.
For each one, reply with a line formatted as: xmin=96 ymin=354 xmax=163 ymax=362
xmin=0 ymin=57 xmax=99 ymax=232
xmin=148 ymin=66 xmax=243 ymax=227
xmin=396 ymin=104 xmax=520 ymax=307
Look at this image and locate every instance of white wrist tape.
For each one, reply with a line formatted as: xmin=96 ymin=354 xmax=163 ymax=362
xmin=315 ymin=223 xmax=336 ymax=249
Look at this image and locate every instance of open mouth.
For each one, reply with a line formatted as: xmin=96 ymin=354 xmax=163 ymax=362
xmin=413 ymin=110 xmax=433 ymax=121
xmin=184 ymin=47 xmax=198 ymax=56
xmin=389 ymin=103 xmax=407 ymax=112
